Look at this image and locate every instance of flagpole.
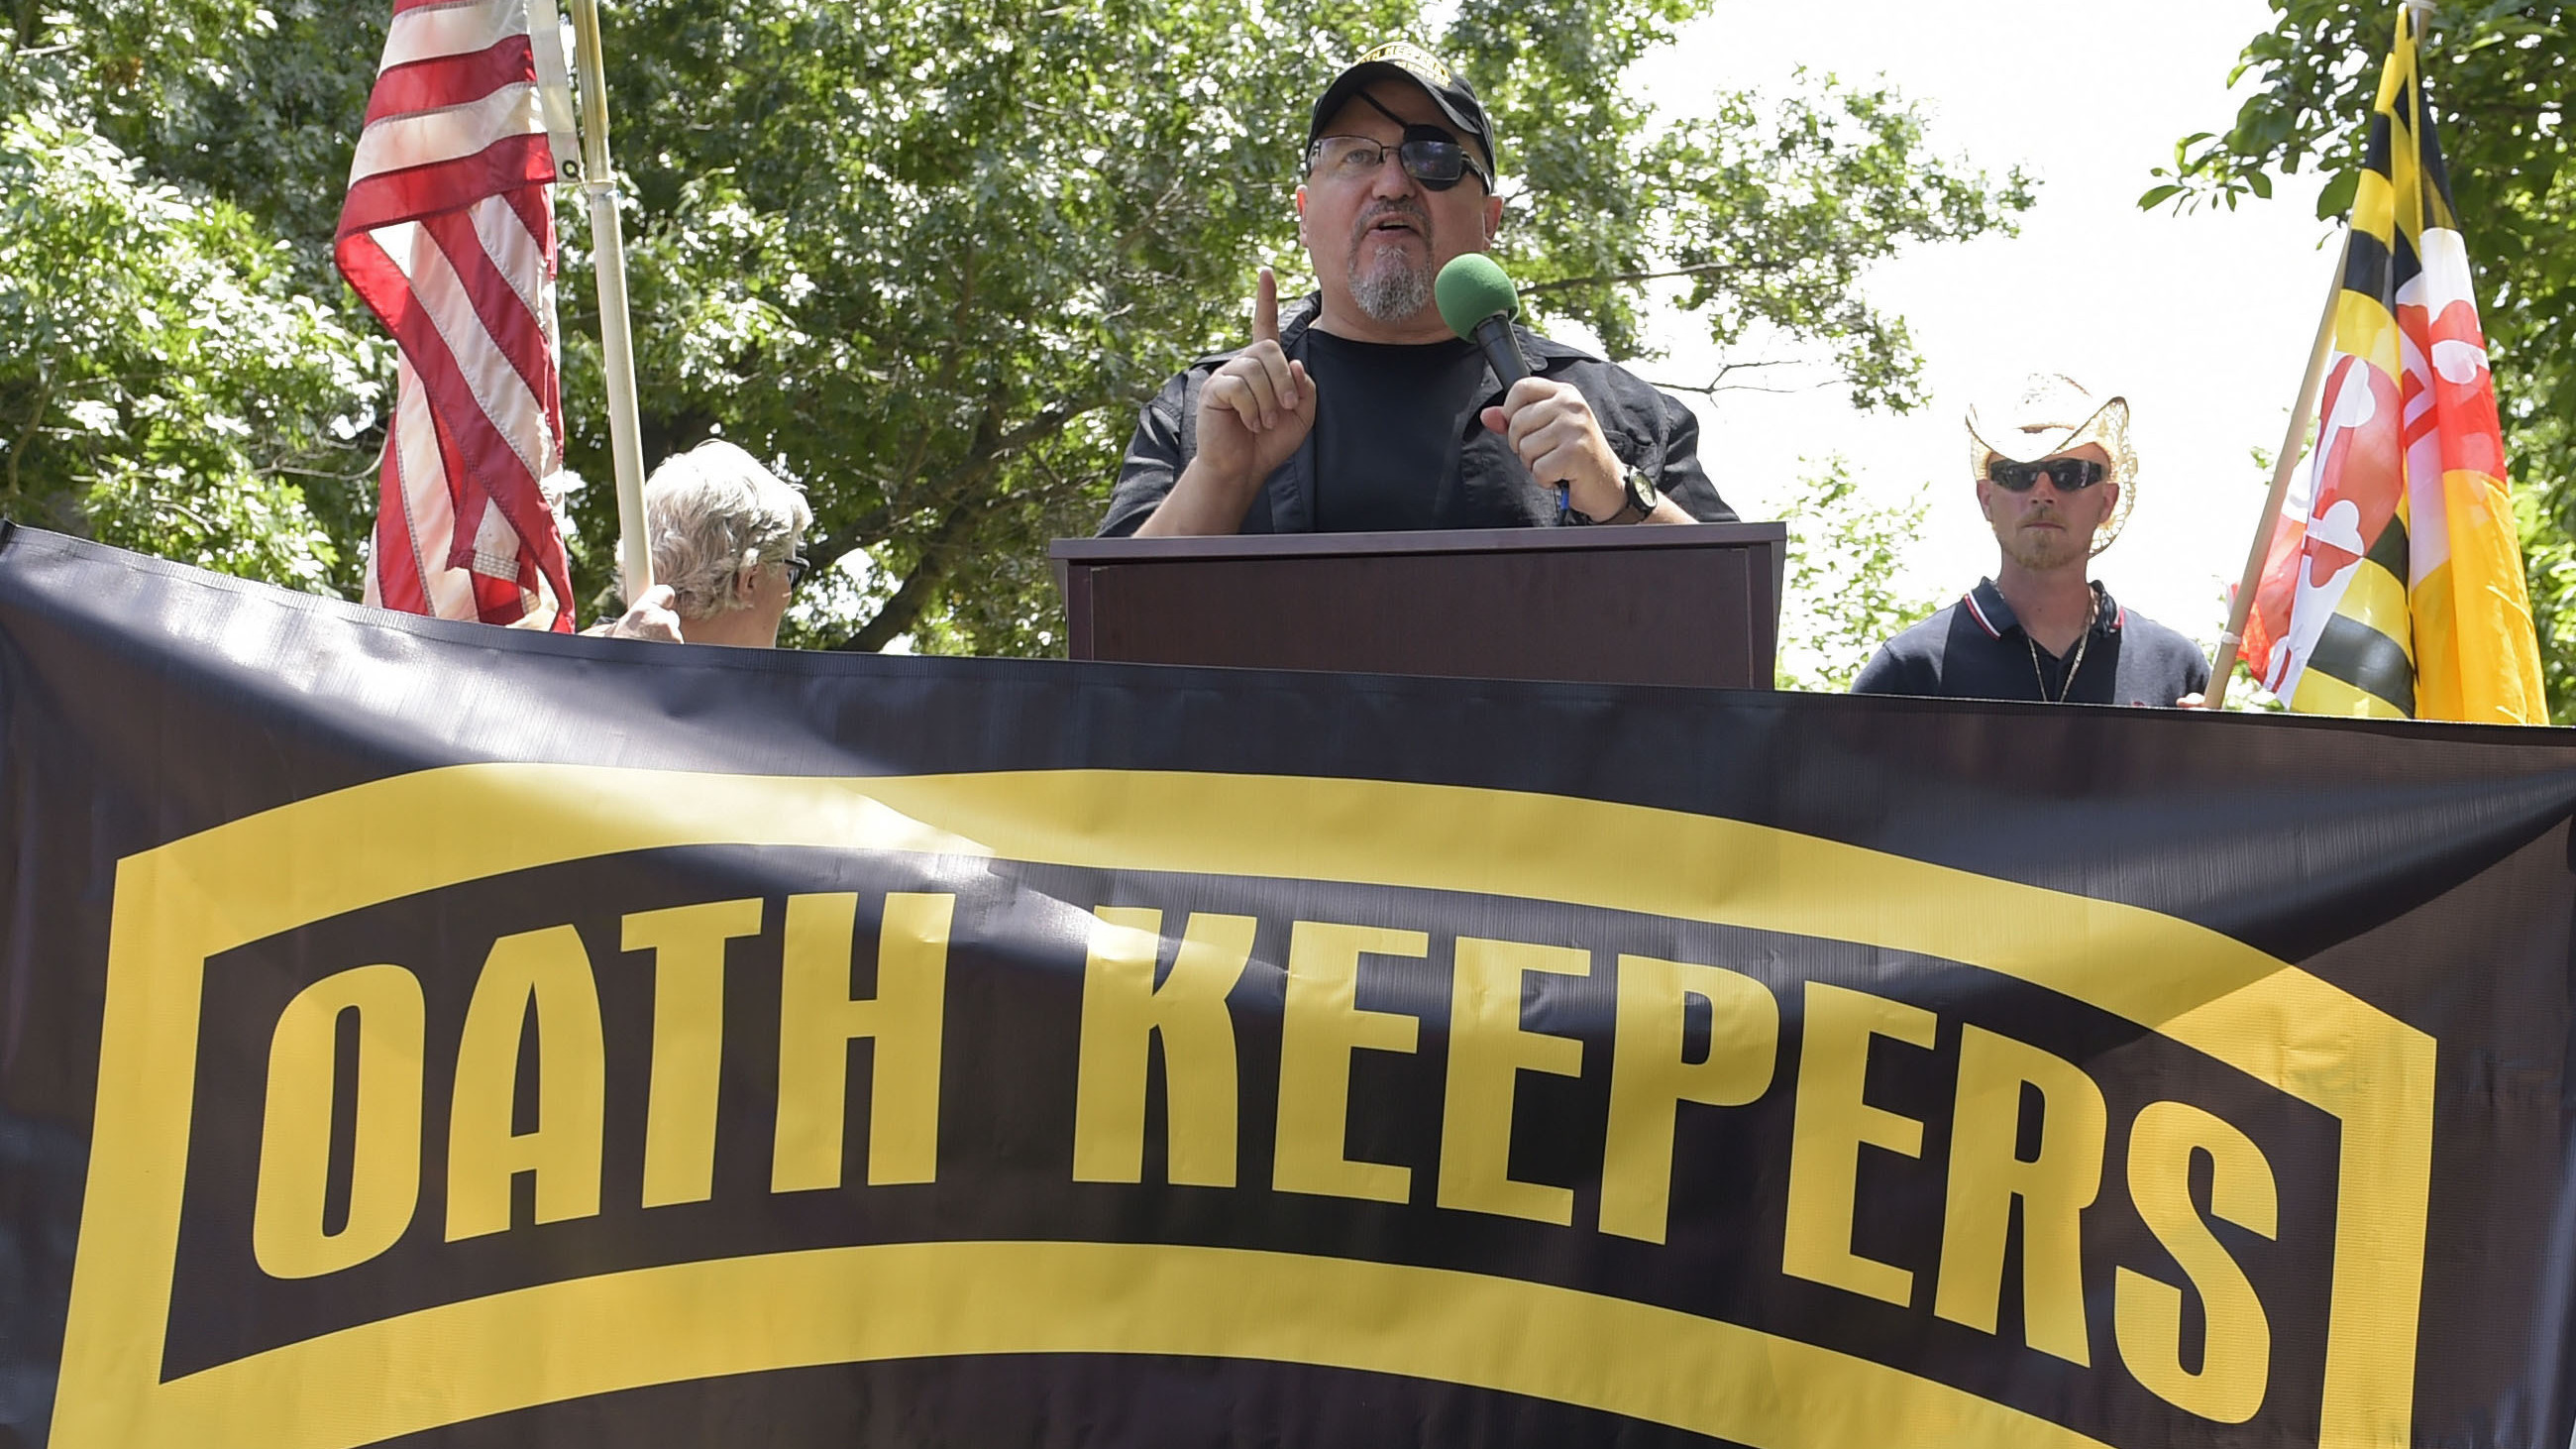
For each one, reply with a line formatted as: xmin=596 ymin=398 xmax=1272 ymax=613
xmin=2207 ymin=228 xmax=2350 ymax=710
xmin=565 ymin=0 xmax=653 ymax=605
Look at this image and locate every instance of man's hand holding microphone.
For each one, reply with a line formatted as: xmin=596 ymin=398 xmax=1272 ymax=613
xmin=1441 ymin=254 xmax=1683 ymax=526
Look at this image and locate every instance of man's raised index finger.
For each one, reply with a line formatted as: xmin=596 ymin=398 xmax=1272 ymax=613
xmin=1253 ymin=266 xmax=1279 ymax=345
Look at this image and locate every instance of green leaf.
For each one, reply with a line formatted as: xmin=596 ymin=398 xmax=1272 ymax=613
xmin=2312 ymin=166 xmax=2360 ymax=219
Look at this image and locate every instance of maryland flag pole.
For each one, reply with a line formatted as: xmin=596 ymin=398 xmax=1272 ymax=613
xmin=2220 ymin=4 xmax=2547 ymax=721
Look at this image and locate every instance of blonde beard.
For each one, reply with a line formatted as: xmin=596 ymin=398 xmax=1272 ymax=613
xmin=1999 ymin=519 xmax=2095 ymax=573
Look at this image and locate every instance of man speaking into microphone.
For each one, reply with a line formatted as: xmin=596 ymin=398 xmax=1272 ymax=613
xmin=1099 ymin=41 xmax=1734 ymax=536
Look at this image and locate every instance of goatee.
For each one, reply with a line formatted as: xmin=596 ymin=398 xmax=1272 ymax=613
xmin=1350 ymin=253 xmax=1434 ymax=322
xmin=1347 ymin=202 xmax=1436 ymax=322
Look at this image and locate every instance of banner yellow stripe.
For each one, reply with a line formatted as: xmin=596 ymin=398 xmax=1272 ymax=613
xmin=150 ymin=1241 xmax=2117 ymax=1449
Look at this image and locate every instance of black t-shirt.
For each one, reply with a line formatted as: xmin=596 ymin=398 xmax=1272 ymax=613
xmin=1306 ymin=330 xmax=1546 ymax=532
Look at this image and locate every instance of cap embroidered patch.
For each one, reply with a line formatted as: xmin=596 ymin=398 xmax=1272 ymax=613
xmin=1358 ymin=40 xmax=1454 ymax=86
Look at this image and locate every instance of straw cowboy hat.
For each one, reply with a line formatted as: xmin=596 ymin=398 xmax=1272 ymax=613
xmin=1965 ymin=373 xmax=2136 ymax=556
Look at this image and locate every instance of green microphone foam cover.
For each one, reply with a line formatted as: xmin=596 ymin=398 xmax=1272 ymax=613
xmin=1436 ymin=254 xmax=1521 ymax=342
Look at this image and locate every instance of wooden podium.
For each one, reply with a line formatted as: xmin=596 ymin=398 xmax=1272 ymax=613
xmin=1050 ymin=522 xmax=1785 ymax=690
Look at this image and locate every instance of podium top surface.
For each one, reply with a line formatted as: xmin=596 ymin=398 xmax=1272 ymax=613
xmin=1050 ymin=520 xmax=1784 ymax=690
xmin=1051 ymin=520 xmax=1785 ymax=565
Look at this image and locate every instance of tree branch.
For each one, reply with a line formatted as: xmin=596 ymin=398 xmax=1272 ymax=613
xmin=805 ymin=504 xmax=895 ymax=572
xmin=261 ymin=458 xmax=388 ymax=486
xmin=1644 ymin=359 xmax=1832 ymax=399
xmin=5 ymin=360 xmax=54 ymax=502
xmin=2440 ymin=99 xmax=2565 ymax=118
xmin=6 ymin=0 xmax=52 ymax=57
xmin=834 ymin=501 xmax=972 ymax=652
xmin=807 ymin=385 xmax=1129 ymax=572
xmin=1519 ymin=258 xmax=1788 ymax=297
xmin=823 ymin=387 xmax=1129 ymax=651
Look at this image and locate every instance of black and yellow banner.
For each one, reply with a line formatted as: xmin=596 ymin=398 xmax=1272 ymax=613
xmin=7 ymin=524 xmax=2576 ymax=1447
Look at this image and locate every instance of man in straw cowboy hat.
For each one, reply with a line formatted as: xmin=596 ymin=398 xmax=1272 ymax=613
xmin=1853 ymin=373 xmax=2209 ymax=707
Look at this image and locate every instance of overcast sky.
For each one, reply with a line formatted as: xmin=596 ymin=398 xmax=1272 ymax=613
xmin=1625 ymin=0 xmax=2338 ymax=653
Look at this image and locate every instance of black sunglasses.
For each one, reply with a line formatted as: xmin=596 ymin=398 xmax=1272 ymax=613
xmin=782 ymin=551 xmax=812 ymax=590
xmin=1305 ymin=132 xmax=1490 ymax=192
xmin=1986 ymin=458 xmax=2107 ymax=493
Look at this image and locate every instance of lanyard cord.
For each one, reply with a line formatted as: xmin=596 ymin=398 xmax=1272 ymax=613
xmin=2026 ymin=596 xmax=2097 ymax=704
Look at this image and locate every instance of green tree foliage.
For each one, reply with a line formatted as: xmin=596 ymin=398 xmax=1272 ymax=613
xmin=2153 ymin=0 xmax=2576 ymax=717
xmin=6 ymin=0 xmax=2031 ymax=650
xmin=1771 ymin=457 xmax=1939 ymax=692
xmin=0 ymin=4 xmax=384 ymax=590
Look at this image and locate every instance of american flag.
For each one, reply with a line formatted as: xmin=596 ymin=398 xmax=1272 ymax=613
xmin=338 ymin=0 xmax=580 ymax=629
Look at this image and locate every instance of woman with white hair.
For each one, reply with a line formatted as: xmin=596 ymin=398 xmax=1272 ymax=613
xmin=599 ymin=439 xmax=814 ymax=647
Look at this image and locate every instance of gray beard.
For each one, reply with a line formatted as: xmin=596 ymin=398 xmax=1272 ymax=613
xmin=1349 ymin=252 xmax=1434 ymax=322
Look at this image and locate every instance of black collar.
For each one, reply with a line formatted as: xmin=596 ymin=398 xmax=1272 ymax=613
xmin=1960 ymin=578 xmax=2125 ymax=643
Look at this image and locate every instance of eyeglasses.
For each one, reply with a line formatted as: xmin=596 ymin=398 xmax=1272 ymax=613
xmin=1986 ymin=458 xmax=2107 ymax=493
xmin=1305 ymin=132 xmax=1490 ymax=192
xmin=782 ymin=551 xmax=812 ymax=590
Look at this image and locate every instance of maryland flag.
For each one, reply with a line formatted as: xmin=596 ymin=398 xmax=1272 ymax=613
xmin=2240 ymin=8 xmax=2546 ymax=722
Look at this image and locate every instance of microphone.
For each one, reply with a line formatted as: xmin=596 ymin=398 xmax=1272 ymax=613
xmin=1436 ymin=253 xmax=1529 ymax=389
xmin=1436 ymin=254 xmax=1562 ymax=519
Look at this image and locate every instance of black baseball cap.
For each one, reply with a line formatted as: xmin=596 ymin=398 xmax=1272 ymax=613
xmin=1307 ymin=41 xmax=1497 ymax=178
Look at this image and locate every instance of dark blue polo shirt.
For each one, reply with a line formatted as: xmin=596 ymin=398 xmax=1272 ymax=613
xmin=1850 ymin=579 xmax=2210 ymax=707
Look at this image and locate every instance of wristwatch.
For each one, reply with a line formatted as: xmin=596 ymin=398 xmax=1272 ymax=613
xmin=1568 ymin=469 xmax=1660 ymax=524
